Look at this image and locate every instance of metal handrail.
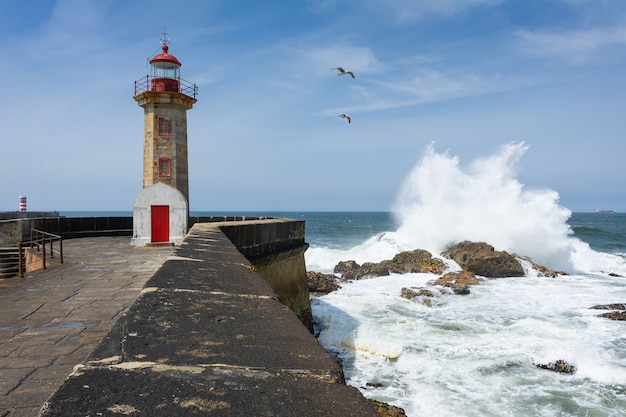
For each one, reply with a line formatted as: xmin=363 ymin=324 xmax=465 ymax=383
xmin=29 ymin=229 xmax=63 ymax=272
xmin=134 ymin=75 xmax=198 ymax=99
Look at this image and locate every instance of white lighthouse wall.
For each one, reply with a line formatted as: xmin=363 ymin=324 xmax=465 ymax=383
xmin=132 ymin=182 xmax=188 ymax=246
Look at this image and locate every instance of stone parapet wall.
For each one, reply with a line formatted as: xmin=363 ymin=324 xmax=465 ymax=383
xmin=40 ymin=221 xmax=381 ymax=417
xmin=0 ymin=217 xmax=133 ymax=246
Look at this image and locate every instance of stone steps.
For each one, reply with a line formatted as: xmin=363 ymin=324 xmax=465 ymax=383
xmin=0 ymin=246 xmax=21 ymax=279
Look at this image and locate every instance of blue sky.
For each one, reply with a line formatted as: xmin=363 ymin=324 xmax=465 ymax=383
xmin=1 ymin=0 xmax=625 ymax=213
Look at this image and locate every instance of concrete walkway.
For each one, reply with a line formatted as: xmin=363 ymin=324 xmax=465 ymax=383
xmin=0 ymin=237 xmax=174 ymax=417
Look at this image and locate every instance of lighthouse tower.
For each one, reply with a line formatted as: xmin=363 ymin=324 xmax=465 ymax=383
xmin=131 ymin=35 xmax=197 ymax=246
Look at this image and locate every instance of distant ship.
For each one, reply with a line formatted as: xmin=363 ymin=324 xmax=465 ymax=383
xmin=596 ymin=209 xmax=617 ymax=214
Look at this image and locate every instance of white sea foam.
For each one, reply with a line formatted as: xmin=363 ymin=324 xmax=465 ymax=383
xmin=310 ymin=144 xmax=626 ymax=417
xmin=308 ymin=142 xmax=626 ymax=275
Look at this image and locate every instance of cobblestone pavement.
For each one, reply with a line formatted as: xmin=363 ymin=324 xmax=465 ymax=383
xmin=0 ymin=237 xmax=173 ymax=417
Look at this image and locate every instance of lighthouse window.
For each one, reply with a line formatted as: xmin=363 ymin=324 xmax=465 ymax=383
xmin=157 ymin=117 xmax=171 ymax=135
xmin=158 ymin=157 xmax=171 ymax=177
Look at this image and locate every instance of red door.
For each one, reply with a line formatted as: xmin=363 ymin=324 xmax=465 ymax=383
xmin=151 ymin=205 xmax=169 ymax=243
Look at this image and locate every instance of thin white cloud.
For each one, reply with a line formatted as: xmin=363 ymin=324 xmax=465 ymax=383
xmin=516 ymin=26 xmax=626 ymax=63
xmin=362 ymin=0 xmax=504 ymax=23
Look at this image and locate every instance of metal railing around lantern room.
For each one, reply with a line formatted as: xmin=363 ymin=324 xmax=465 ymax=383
xmin=134 ymin=75 xmax=198 ymax=99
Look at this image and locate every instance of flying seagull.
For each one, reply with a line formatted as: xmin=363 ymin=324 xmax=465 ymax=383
xmin=333 ymin=67 xmax=355 ymax=79
xmin=339 ymin=114 xmax=351 ymax=124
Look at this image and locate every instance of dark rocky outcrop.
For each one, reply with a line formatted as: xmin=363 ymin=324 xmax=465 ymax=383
xmin=334 ymin=260 xmax=362 ymax=279
xmin=369 ymin=399 xmax=408 ymax=417
xmin=388 ymin=250 xmax=448 ymax=275
xmin=333 ymin=250 xmax=447 ymax=280
xmin=429 ymin=271 xmax=483 ymax=295
xmin=400 ymin=287 xmax=439 ymax=306
xmin=536 ymin=359 xmax=576 ymax=374
xmin=442 ymin=241 xmax=525 ymax=278
xmin=401 ymin=287 xmax=437 ymax=300
xmin=307 ymin=271 xmax=343 ymax=295
xmin=591 ymin=303 xmax=626 ymax=310
xmin=590 ymin=303 xmax=626 ymax=321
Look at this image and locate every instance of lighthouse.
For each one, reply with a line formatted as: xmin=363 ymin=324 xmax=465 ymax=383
xmin=131 ymin=35 xmax=198 ymax=246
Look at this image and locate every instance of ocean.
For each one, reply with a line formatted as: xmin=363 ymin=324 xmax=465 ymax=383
xmin=302 ymin=144 xmax=626 ymax=417
xmin=62 ymin=144 xmax=626 ymax=416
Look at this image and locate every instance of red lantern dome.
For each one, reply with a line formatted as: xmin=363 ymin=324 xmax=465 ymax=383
xmin=149 ymin=43 xmax=181 ymax=92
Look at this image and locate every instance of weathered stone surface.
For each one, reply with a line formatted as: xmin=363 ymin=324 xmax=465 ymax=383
xmin=536 ymin=359 xmax=576 ymax=374
xmin=370 ymin=399 xmax=408 ymax=417
xmin=358 ymin=261 xmax=392 ymax=278
xmin=591 ymin=303 xmax=626 ymax=321
xmin=400 ymin=287 xmax=436 ymax=300
xmin=41 ymin=366 xmax=380 ymax=417
xmin=307 ymin=271 xmax=342 ymax=295
xmin=400 ymin=287 xmax=438 ymax=306
xmin=39 ymin=224 xmax=382 ymax=417
xmin=334 ymin=260 xmax=361 ymax=279
xmin=388 ymin=250 xmax=447 ymax=275
xmin=515 ymin=255 xmax=565 ymax=277
xmin=333 ymin=249 xmax=446 ymax=279
xmin=590 ymin=303 xmax=626 ymax=310
xmin=442 ymin=241 xmax=525 ymax=278
xmin=429 ymin=271 xmax=483 ymax=295
xmin=598 ymin=311 xmax=626 ymax=321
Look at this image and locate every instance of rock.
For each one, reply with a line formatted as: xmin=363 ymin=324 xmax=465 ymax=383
xmin=442 ymin=241 xmax=525 ymax=278
xmin=590 ymin=303 xmax=626 ymax=310
xmin=515 ymin=255 xmax=565 ymax=277
xmin=536 ymin=359 xmax=576 ymax=374
xmin=598 ymin=311 xmax=626 ymax=321
xmin=369 ymin=399 xmax=408 ymax=417
xmin=430 ymin=271 xmax=483 ymax=295
xmin=590 ymin=303 xmax=626 ymax=321
xmin=400 ymin=287 xmax=440 ymax=307
xmin=334 ymin=260 xmax=361 ymax=279
xmin=358 ymin=261 xmax=392 ymax=278
xmin=333 ymin=249 xmax=446 ymax=280
xmin=400 ymin=287 xmax=436 ymax=300
xmin=306 ymin=271 xmax=341 ymax=295
xmin=387 ymin=250 xmax=447 ymax=275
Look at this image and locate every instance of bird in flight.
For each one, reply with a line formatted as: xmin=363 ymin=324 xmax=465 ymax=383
xmin=333 ymin=67 xmax=355 ymax=79
xmin=339 ymin=114 xmax=351 ymax=124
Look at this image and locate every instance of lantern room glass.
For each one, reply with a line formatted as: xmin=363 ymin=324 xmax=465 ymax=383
xmin=152 ymin=61 xmax=180 ymax=79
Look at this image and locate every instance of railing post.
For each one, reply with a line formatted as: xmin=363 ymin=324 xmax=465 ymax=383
xmin=59 ymin=238 xmax=64 ymax=264
xmin=42 ymin=238 xmax=46 ymax=270
xmin=50 ymin=235 xmax=54 ymax=259
xmin=18 ymin=242 xmax=24 ymax=278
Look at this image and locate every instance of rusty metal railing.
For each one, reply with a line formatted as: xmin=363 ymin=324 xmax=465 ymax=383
xmin=22 ymin=229 xmax=63 ymax=276
xmin=134 ymin=75 xmax=198 ymax=99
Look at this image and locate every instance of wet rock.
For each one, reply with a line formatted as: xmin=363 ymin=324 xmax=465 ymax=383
xmin=400 ymin=287 xmax=436 ymax=300
xmin=387 ymin=250 xmax=447 ymax=275
xmin=430 ymin=271 xmax=483 ymax=295
xmin=333 ymin=249 xmax=446 ymax=279
xmin=306 ymin=271 xmax=342 ymax=295
xmin=590 ymin=303 xmax=626 ymax=310
xmin=442 ymin=241 xmax=525 ymax=278
xmin=598 ymin=311 xmax=626 ymax=321
xmin=536 ymin=359 xmax=576 ymax=374
xmin=400 ymin=287 xmax=440 ymax=307
xmin=334 ymin=260 xmax=361 ymax=279
xmin=369 ymin=399 xmax=408 ymax=417
xmin=590 ymin=303 xmax=626 ymax=321
xmin=358 ymin=261 xmax=392 ymax=278
xmin=515 ymin=255 xmax=566 ymax=277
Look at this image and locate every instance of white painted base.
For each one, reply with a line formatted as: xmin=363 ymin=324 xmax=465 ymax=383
xmin=131 ymin=182 xmax=188 ymax=246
